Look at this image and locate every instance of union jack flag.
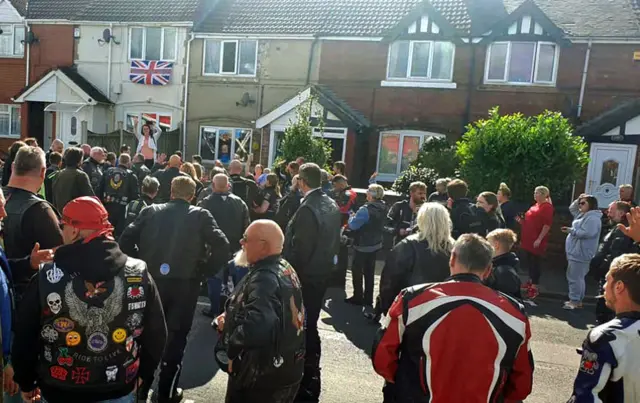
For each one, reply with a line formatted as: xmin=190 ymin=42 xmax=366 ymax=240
xmin=129 ymin=60 xmax=173 ymax=86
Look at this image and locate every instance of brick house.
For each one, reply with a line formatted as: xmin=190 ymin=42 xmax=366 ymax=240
xmin=193 ymin=0 xmax=640 ymax=192
xmin=0 ymin=0 xmax=26 ymax=151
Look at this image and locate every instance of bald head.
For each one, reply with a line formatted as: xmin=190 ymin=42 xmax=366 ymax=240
xmin=168 ymin=154 xmax=182 ymax=168
xmin=213 ymin=173 xmax=229 ymax=192
xmin=228 ymin=159 xmax=243 ymax=175
xmin=248 ymin=220 xmax=284 ymax=255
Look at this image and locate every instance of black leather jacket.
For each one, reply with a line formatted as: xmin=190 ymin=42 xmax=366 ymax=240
xmin=198 ymin=192 xmax=250 ymax=253
xmin=284 ymin=189 xmax=341 ymax=284
xmin=219 ymin=256 xmax=305 ymax=389
xmin=119 ymin=199 xmax=230 ymax=280
xmin=590 ymin=223 xmax=635 ymax=279
xmin=387 ymin=200 xmax=415 ymax=244
xmin=378 ymin=237 xmax=451 ymax=314
xmin=152 ymin=167 xmax=190 ymax=204
xmin=81 ymin=158 xmax=104 ymax=194
xmin=450 ymin=198 xmax=490 ymax=238
xmin=131 ymin=162 xmax=151 ymax=187
xmin=98 ymin=166 xmax=139 ymax=206
xmin=485 ymin=252 xmax=522 ymax=301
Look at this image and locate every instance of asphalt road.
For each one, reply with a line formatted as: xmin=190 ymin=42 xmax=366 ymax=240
xmin=145 ymin=277 xmax=596 ymax=403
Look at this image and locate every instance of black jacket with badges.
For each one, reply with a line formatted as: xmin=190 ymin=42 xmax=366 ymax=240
xmin=198 ymin=192 xmax=250 ymax=254
xmin=485 ymin=252 xmax=522 ymax=301
xmin=590 ymin=225 xmax=635 ymax=279
xmin=230 ymin=174 xmax=260 ymax=210
xmin=284 ymin=189 xmax=341 ymax=284
xmin=131 ymin=163 xmax=150 ymax=189
xmin=450 ymin=198 xmax=490 ymax=239
xmin=11 ymin=236 xmax=167 ymax=403
xmin=119 ymin=199 xmax=230 ymax=280
xmin=151 ymin=167 xmax=190 ymax=204
xmin=97 ymin=166 xmax=139 ymax=207
xmin=81 ymin=158 xmax=104 ymax=195
xmin=386 ymin=200 xmax=416 ymax=244
xmin=218 ymin=256 xmax=305 ymax=389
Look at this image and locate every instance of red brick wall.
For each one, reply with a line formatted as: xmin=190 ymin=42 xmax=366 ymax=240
xmin=0 ymin=53 xmax=26 ymax=152
xmin=29 ymin=25 xmax=75 ymax=83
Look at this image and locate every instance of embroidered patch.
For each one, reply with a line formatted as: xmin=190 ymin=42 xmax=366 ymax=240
xmin=84 ymin=281 xmax=107 ymax=299
xmin=87 ymin=332 xmax=108 ymax=353
xmin=128 ymin=301 xmax=146 ymax=310
xmin=126 ymin=313 xmax=142 ymax=330
xmin=53 ymin=318 xmax=74 ymax=333
xmin=57 ymin=347 xmax=73 ymax=367
xmin=125 ymin=336 xmax=134 ymax=353
xmin=47 ymin=293 xmax=62 ymax=314
xmin=112 ymin=328 xmax=127 ymax=343
xmin=44 ymin=345 xmax=52 ymax=362
xmin=65 ymin=277 xmax=124 ymax=335
xmin=46 ymin=265 xmax=64 ymax=284
xmin=124 ymin=265 xmax=143 ymax=277
xmin=159 ymin=263 xmax=170 ymax=275
xmin=127 ymin=285 xmax=144 ymax=299
xmin=579 ymin=351 xmax=600 ymax=375
xmin=65 ymin=331 xmax=81 ymax=347
xmin=125 ymin=359 xmax=140 ymax=383
xmin=50 ymin=365 xmax=68 ymax=381
xmin=127 ymin=277 xmax=142 ymax=283
xmin=41 ymin=325 xmax=58 ymax=343
xmin=106 ymin=365 xmax=118 ymax=382
xmin=289 ymin=295 xmax=304 ymax=336
xmin=72 ymin=367 xmax=90 ymax=384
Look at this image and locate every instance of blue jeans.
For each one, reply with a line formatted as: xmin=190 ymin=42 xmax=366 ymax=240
xmin=42 ymin=391 xmax=136 ymax=403
xmin=234 ymin=264 xmax=249 ymax=284
xmin=567 ymin=260 xmax=590 ymax=303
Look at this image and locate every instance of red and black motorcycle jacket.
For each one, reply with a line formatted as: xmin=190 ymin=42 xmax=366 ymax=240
xmin=372 ymin=273 xmax=534 ymax=403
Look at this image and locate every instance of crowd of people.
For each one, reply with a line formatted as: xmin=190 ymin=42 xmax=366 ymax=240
xmin=0 ymin=132 xmax=635 ymax=403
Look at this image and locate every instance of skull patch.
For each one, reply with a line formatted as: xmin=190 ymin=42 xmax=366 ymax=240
xmin=47 ymin=293 xmax=62 ymax=314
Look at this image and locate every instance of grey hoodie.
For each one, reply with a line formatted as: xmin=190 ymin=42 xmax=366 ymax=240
xmin=565 ymin=199 xmax=602 ymax=263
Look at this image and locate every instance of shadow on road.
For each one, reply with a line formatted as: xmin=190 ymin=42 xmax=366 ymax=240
xmin=321 ymin=287 xmax=378 ymax=357
xmin=526 ymin=299 xmax=596 ymax=330
xmin=180 ymin=316 xmax=221 ymax=389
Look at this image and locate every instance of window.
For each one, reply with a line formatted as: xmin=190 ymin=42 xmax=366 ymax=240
xmin=485 ymin=41 xmax=558 ymax=85
xmin=0 ymin=105 xmax=21 ymax=137
xmin=70 ymin=117 xmax=77 ymax=136
xmin=129 ymin=27 xmax=177 ymax=61
xmin=268 ymin=126 xmax=347 ymax=167
xmin=126 ymin=112 xmax=172 ymax=135
xmin=376 ymin=131 xmax=443 ymax=181
xmin=0 ymin=25 xmax=25 ymax=57
xmin=387 ymin=40 xmax=455 ymax=81
xmin=199 ymin=127 xmax=253 ymax=163
xmin=203 ymin=39 xmax=258 ymax=76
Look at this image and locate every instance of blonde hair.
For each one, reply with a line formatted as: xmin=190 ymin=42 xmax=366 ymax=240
xmin=413 ymin=202 xmax=455 ymax=255
xmin=535 ymin=186 xmax=550 ymax=198
xmin=498 ymin=182 xmax=511 ymax=198
xmin=180 ymin=162 xmax=198 ymax=181
xmin=171 ymin=176 xmax=196 ymax=201
xmin=368 ymin=184 xmax=385 ymax=200
xmin=487 ymin=229 xmax=517 ymax=250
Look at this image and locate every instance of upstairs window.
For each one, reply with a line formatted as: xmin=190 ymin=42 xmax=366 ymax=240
xmin=485 ymin=41 xmax=558 ymax=85
xmin=0 ymin=25 xmax=25 ymax=57
xmin=203 ymin=39 xmax=258 ymax=76
xmin=130 ymin=27 xmax=177 ymax=61
xmin=387 ymin=40 xmax=455 ymax=81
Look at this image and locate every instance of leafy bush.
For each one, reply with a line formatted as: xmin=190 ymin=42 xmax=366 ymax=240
xmin=413 ymin=137 xmax=458 ymax=178
xmin=276 ymin=97 xmax=332 ymax=168
xmin=456 ymin=107 xmax=589 ymax=202
xmin=392 ymin=166 xmax=439 ymax=195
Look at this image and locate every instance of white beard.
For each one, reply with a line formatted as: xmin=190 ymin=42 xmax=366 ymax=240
xmin=234 ymin=249 xmax=249 ymax=267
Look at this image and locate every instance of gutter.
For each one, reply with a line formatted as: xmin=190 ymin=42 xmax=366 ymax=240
xmin=463 ymin=36 xmax=476 ymax=130
xmin=577 ymin=38 xmax=592 ymax=119
xmin=182 ymin=31 xmax=195 ymax=156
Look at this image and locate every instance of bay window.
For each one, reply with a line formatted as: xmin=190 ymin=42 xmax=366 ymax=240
xmin=387 ymin=40 xmax=455 ymax=81
xmin=129 ymin=27 xmax=177 ymax=61
xmin=0 ymin=24 xmax=25 ymax=57
xmin=376 ymin=131 xmax=444 ymax=181
xmin=485 ymin=41 xmax=558 ymax=85
xmin=200 ymin=127 xmax=253 ymax=164
xmin=0 ymin=105 xmax=21 ymax=137
xmin=203 ymin=39 xmax=258 ymax=76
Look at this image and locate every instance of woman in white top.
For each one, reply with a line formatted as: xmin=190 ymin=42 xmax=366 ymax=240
xmin=134 ymin=123 xmax=162 ymax=169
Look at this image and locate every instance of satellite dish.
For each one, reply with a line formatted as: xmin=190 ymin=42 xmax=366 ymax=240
xmin=102 ymin=28 xmax=112 ymax=43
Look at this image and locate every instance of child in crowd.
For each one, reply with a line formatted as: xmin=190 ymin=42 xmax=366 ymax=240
xmin=486 ymin=229 xmax=523 ymax=300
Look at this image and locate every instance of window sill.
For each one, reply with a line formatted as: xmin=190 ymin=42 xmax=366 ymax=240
xmin=202 ymin=73 xmax=258 ymax=79
xmin=0 ymin=134 xmax=21 ymax=139
xmin=374 ymin=173 xmax=400 ymax=183
xmin=381 ymin=80 xmax=457 ymax=89
xmin=478 ymin=84 xmax=558 ymax=93
xmin=0 ymin=55 xmax=24 ymax=59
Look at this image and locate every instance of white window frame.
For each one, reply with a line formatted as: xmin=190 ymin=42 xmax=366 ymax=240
xmin=202 ymin=38 xmax=259 ymax=77
xmin=0 ymin=104 xmax=21 ymax=138
xmin=125 ymin=111 xmax=173 ymax=135
xmin=484 ymin=41 xmax=559 ymax=86
xmin=128 ymin=27 xmax=178 ymax=61
xmin=0 ymin=24 xmax=25 ymax=58
xmin=385 ymin=40 xmax=456 ymax=82
xmin=375 ymin=130 xmax=445 ymax=182
xmin=267 ymin=126 xmax=348 ymax=168
xmin=199 ymin=126 xmax=253 ymax=163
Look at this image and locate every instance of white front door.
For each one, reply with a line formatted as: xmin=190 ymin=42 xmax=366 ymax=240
xmin=60 ymin=112 xmax=81 ymax=146
xmin=586 ymin=143 xmax=637 ymax=208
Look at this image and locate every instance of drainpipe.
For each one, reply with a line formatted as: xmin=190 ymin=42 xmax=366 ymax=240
xmin=576 ymin=38 xmax=592 ymax=119
xmin=106 ymin=23 xmax=113 ymax=100
xmin=24 ymin=21 xmax=30 ymax=87
xmin=182 ymin=32 xmax=195 ymax=156
xmin=463 ymin=37 xmax=477 ymax=130
xmin=305 ymin=35 xmax=319 ymax=85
